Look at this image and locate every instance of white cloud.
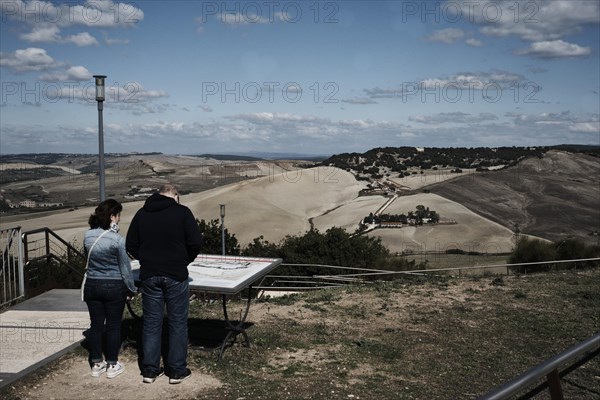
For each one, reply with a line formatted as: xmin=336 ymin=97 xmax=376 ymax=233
xmin=472 ymin=0 xmax=600 ymax=42
xmin=105 ymin=83 xmax=170 ymax=113
xmin=65 ymin=32 xmax=98 ymax=46
xmin=0 ymin=47 xmax=61 ymax=72
xmin=465 ymin=38 xmax=483 ymax=47
xmin=37 ymin=65 xmax=91 ymax=81
xmin=219 ymin=12 xmax=270 ymax=25
xmin=341 ymin=97 xmax=378 ymax=105
xmin=20 ymin=25 xmax=62 ymax=43
xmin=506 ymin=111 xmax=576 ymax=124
xmin=3 ymin=1 xmax=140 ymax=54
xmin=2 ymin=108 xmax=597 ymax=154
xmin=66 ymin=66 xmax=92 ymax=80
xmin=67 ymin=1 xmax=144 ymax=27
xmin=409 ymin=112 xmax=498 ymax=125
xmin=364 ymin=70 xmax=528 ymax=100
xmin=506 ymin=111 xmax=599 ymax=135
xmin=37 ymin=71 xmax=69 ymax=81
xmin=19 ymin=24 xmax=98 ymax=46
xmin=227 ymin=112 xmax=329 ymax=126
xmin=221 ymin=113 xmax=412 ymax=145
xmin=517 ymin=40 xmax=591 ymax=59
xmin=569 ymin=122 xmax=600 ymax=133
xmin=103 ymin=35 xmax=129 ymax=45
xmin=425 ymin=28 xmax=465 ymax=43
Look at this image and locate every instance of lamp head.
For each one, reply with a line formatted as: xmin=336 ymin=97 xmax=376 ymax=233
xmin=93 ymin=75 xmax=106 ymax=102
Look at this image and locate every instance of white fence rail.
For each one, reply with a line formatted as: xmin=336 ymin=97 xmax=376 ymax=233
xmin=0 ymin=226 xmax=24 ymax=307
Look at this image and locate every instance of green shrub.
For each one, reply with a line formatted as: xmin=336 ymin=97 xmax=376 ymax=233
xmin=509 ymin=236 xmax=599 ymax=273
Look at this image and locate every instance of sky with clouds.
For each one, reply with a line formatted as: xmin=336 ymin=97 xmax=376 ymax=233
xmin=0 ymin=0 xmax=599 ymax=155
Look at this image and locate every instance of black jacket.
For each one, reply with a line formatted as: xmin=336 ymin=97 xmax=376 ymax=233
xmin=126 ymin=193 xmax=203 ymax=281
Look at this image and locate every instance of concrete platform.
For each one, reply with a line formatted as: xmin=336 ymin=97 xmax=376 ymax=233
xmin=0 ymin=289 xmax=90 ymax=389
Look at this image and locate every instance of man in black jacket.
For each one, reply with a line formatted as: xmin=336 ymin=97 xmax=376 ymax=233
xmin=126 ymin=184 xmax=203 ymax=384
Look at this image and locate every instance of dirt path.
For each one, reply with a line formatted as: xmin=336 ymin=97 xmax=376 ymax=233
xmin=8 ymin=352 xmax=222 ymax=400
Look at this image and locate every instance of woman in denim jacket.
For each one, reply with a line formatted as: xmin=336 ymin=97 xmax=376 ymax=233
xmin=83 ymin=199 xmax=137 ymax=379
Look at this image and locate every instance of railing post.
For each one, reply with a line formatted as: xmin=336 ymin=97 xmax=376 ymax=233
xmin=22 ymin=232 xmax=29 ymax=264
xmin=478 ymin=333 xmax=600 ymax=400
xmin=546 ymin=369 xmax=564 ymax=400
xmin=44 ymin=228 xmax=52 ymax=269
xmin=17 ymin=227 xmax=25 ymax=298
xmin=45 ymin=229 xmax=50 ymax=258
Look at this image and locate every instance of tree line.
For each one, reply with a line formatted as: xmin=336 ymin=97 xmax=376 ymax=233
xmin=199 ymin=218 xmax=598 ymax=278
xmin=323 ymin=146 xmax=548 ymax=173
xmin=362 ymin=205 xmax=440 ymax=226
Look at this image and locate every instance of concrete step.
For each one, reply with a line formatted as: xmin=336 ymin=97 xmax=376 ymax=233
xmin=0 ymin=289 xmax=89 ymax=389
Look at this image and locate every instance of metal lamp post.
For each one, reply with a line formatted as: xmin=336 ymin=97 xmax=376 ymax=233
xmin=220 ymin=204 xmax=226 ymax=256
xmin=93 ymin=75 xmax=106 ymax=202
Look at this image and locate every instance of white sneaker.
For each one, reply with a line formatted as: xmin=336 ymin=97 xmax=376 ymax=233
xmin=106 ymin=362 xmax=124 ymax=379
xmin=91 ymin=361 xmax=107 ymax=377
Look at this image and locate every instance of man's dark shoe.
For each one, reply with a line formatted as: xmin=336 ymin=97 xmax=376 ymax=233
xmin=169 ymin=368 xmax=191 ymax=384
xmin=143 ymin=368 xmax=164 ymax=383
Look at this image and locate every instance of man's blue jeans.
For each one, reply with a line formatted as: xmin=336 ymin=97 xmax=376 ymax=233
xmin=141 ymin=276 xmax=189 ymax=377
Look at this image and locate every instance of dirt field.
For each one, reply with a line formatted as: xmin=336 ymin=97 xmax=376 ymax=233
xmin=1 ymin=168 xmax=517 ymax=255
xmin=427 ymin=150 xmax=600 ymax=245
xmin=369 ymin=193 xmax=517 ymax=254
xmin=1 ymin=165 xmax=368 ymax=247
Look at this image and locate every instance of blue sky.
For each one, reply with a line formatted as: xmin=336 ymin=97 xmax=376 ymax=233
xmin=1 ymin=0 xmax=599 ymax=155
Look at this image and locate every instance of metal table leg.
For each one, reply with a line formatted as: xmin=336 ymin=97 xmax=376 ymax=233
xmin=127 ymin=289 xmax=254 ymax=360
xmin=218 ymin=285 xmax=253 ymax=360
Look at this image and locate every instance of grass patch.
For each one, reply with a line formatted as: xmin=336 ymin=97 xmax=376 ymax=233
xmin=2 ymin=268 xmax=599 ymax=400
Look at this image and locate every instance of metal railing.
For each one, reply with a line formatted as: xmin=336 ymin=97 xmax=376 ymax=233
xmin=21 ymin=227 xmax=86 ymax=277
xmin=255 ymin=263 xmax=388 ymax=291
xmin=255 ymin=258 xmax=600 ymax=292
xmin=1 ymin=226 xmax=24 ymax=307
xmin=478 ymin=333 xmax=600 ymax=400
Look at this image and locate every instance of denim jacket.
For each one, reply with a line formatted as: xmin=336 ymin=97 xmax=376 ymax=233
xmin=84 ymin=228 xmax=137 ymax=293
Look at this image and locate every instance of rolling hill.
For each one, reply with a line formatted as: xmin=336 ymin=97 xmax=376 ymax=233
xmin=1 ymin=149 xmax=598 ymax=254
xmin=426 ymin=150 xmax=600 ymax=246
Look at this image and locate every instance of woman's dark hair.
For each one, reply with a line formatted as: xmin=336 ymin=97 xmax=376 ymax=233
xmin=88 ymin=199 xmax=123 ymax=230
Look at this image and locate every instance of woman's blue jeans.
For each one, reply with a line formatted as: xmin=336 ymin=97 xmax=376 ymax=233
xmin=141 ymin=276 xmax=189 ymax=377
xmin=84 ymin=278 xmax=127 ymax=365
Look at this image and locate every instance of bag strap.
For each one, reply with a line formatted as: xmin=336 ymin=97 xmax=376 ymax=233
xmin=85 ymin=230 xmax=109 ymax=270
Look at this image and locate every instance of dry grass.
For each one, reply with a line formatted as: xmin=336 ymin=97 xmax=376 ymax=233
xmin=3 ymin=268 xmax=599 ymax=400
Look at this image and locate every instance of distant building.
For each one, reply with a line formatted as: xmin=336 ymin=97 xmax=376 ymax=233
xmin=39 ymin=202 xmax=64 ymax=208
xmin=19 ymin=200 xmax=36 ymax=208
xmin=380 ymin=221 xmax=403 ymax=228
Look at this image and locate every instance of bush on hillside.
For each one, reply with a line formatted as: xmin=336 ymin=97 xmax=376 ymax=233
xmin=196 ymin=218 xmax=241 ymax=255
xmin=243 ymin=227 xmax=419 ymax=279
xmin=509 ymin=236 xmax=599 ymax=273
xmin=244 ymin=227 xmax=388 ymax=266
